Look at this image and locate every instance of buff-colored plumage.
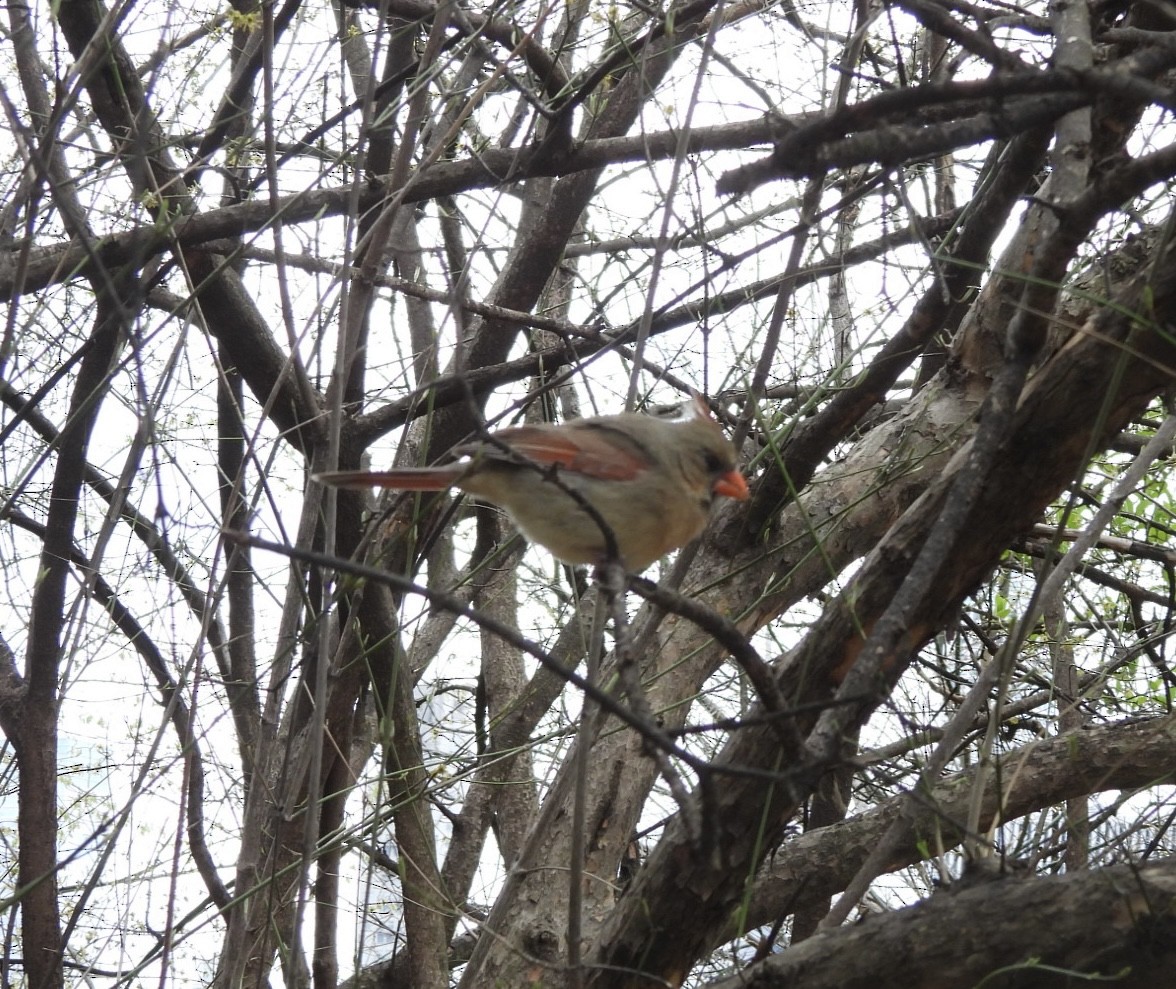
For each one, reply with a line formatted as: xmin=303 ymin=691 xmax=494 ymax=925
xmin=315 ymin=394 xmax=749 ymax=572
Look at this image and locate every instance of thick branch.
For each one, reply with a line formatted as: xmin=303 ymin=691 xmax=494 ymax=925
xmin=585 ymin=208 xmax=1176 ymax=989
xmin=710 ymin=857 xmax=1176 ymax=989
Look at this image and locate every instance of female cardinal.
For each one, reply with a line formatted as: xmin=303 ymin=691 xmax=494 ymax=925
xmin=314 ymin=394 xmax=749 ymax=572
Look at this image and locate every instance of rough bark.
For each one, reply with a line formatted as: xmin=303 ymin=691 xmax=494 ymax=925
xmin=709 ymin=858 xmax=1176 ymax=989
xmin=584 ymin=226 xmax=1176 ymax=987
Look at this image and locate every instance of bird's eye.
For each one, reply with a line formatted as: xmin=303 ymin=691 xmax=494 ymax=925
xmin=702 ymin=450 xmax=726 ymax=473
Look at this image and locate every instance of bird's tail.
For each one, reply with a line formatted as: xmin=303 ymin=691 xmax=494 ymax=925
xmin=313 ymin=467 xmax=463 ymax=490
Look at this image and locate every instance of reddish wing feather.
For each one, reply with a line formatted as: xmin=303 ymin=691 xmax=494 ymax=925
xmin=492 ymin=424 xmax=650 ymax=481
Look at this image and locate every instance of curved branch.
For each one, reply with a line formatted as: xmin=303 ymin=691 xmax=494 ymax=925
xmin=4 ymin=507 xmax=231 ymax=908
xmin=0 ymin=379 xmax=248 ymax=731
xmin=714 ymin=857 xmax=1176 ymax=989
xmin=736 ymin=715 xmax=1176 ymax=941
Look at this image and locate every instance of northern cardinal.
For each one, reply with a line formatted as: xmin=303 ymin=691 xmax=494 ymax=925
xmin=314 ymin=393 xmax=749 ymax=572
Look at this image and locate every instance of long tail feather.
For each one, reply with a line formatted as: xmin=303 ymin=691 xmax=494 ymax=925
xmin=313 ymin=467 xmax=462 ymax=490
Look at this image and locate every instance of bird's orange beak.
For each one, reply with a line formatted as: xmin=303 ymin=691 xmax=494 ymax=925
xmin=714 ymin=470 xmax=750 ymax=501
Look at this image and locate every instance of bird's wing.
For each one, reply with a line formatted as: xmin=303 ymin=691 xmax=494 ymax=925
xmin=474 ymin=423 xmax=651 ymax=482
